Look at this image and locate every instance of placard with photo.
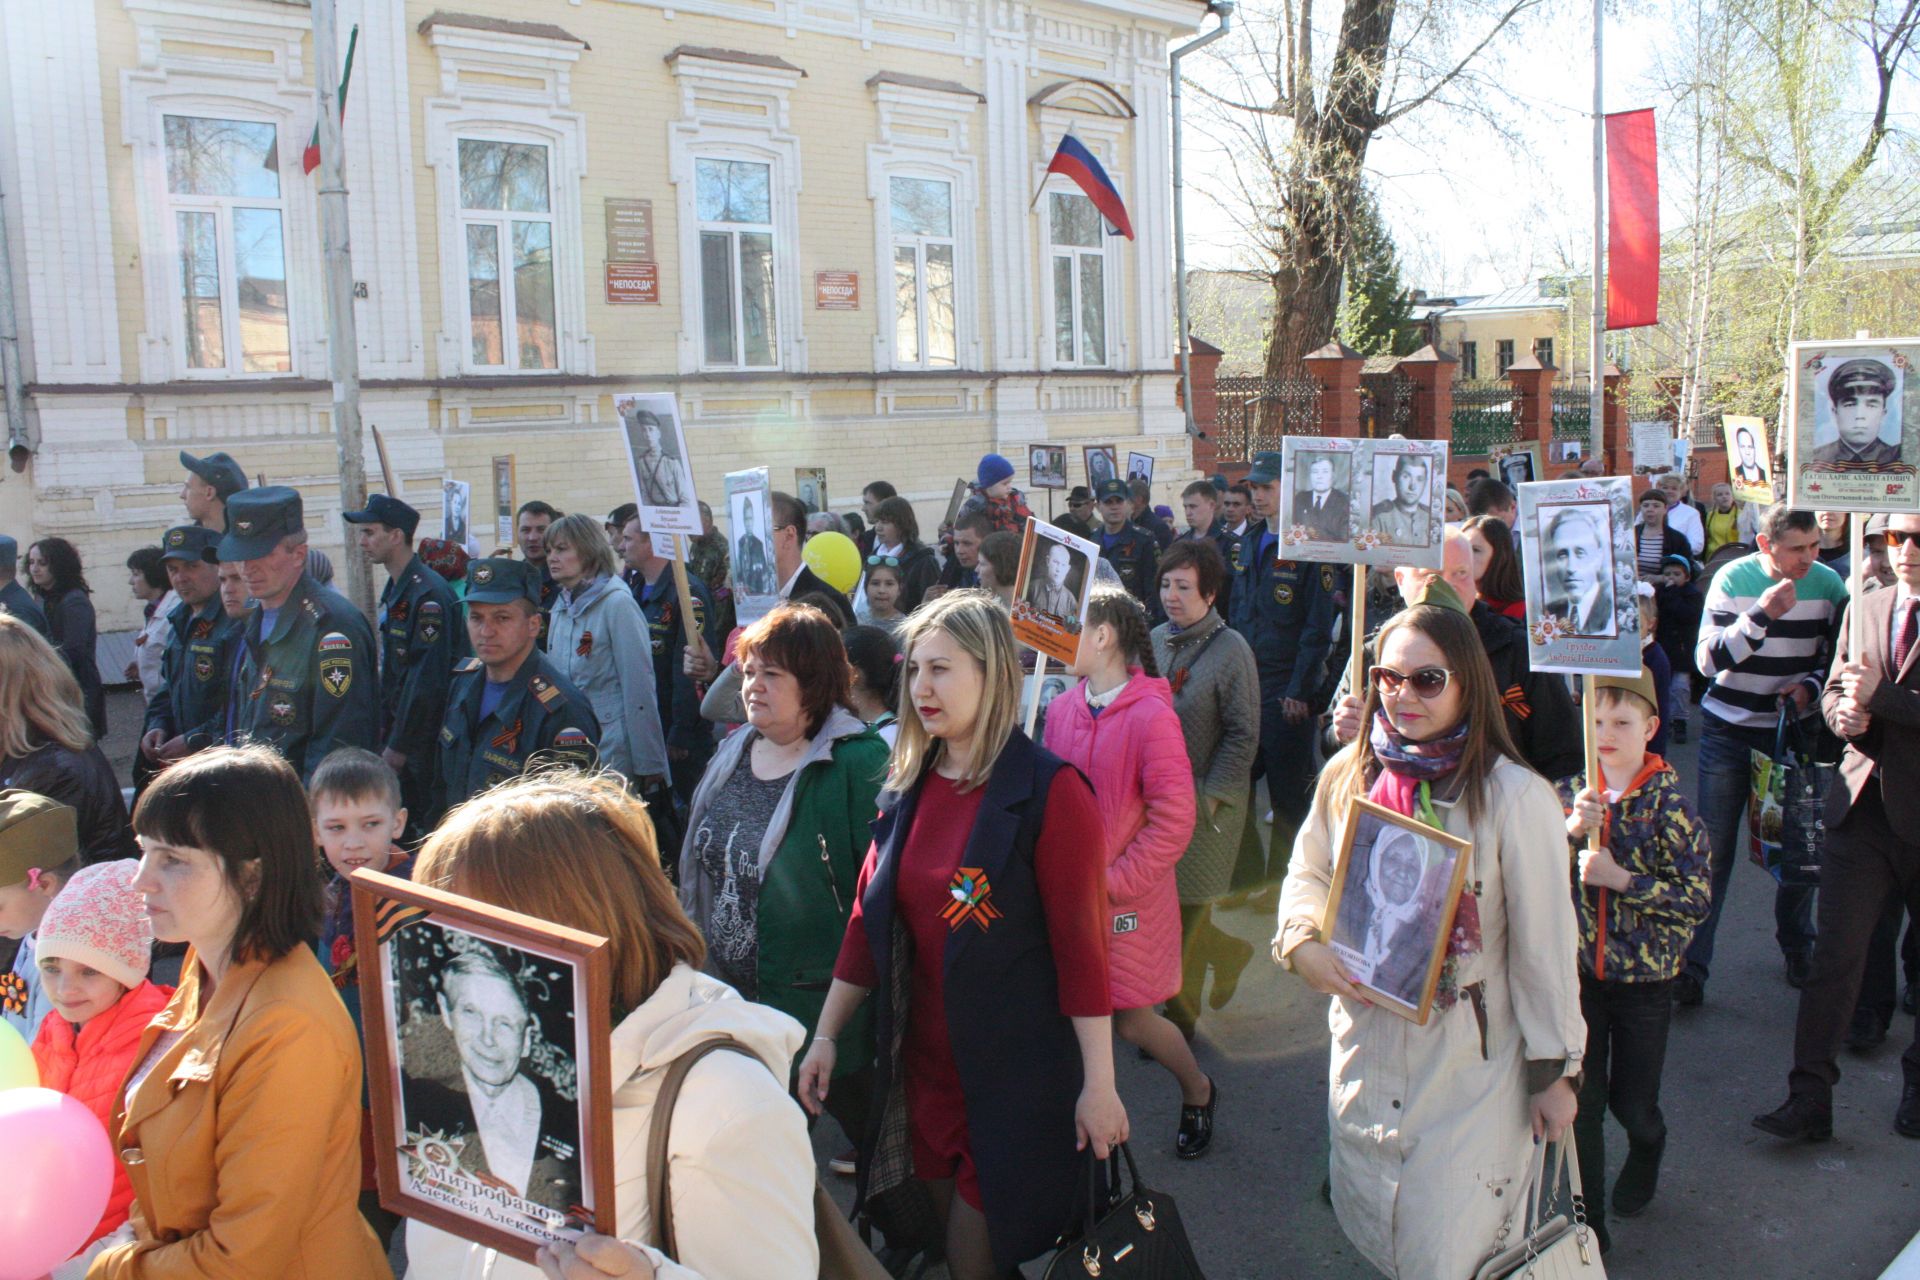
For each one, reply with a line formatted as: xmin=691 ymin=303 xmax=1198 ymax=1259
xmin=353 ymin=871 xmax=614 ymax=1263
xmin=1321 ymin=797 xmax=1474 ymax=1024
xmin=1631 ymin=421 xmax=1674 ymax=476
xmin=724 ymin=467 xmax=778 ymax=627
xmin=1787 ymin=338 xmax=1920 ymax=512
xmin=1516 ymin=475 xmax=1642 ymax=674
xmin=1029 ymin=445 xmax=1068 ymax=490
xmin=1280 ymin=437 xmax=1448 ymax=568
xmin=1721 ymin=414 xmax=1774 ymax=505
xmin=442 ymin=478 xmax=471 ymax=548
xmin=1492 ymin=442 xmax=1540 ymax=490
xmin=793 ymin=467 xmax=828 ymax=516
xmin=1009 ymin=516 xmax=1099 ymax=666
xmin=1083 ymin=445 xmax=1119 ymax=491
xmin=616 ymin=392 xmax=700 ymax=536
xmin=1021 ymin=669 xmax=1075 ymax=728
xmin=1126 ymin=451 xmax=1155 ymax=486
xmin=492 ymin=456 xmax=515 ymax=551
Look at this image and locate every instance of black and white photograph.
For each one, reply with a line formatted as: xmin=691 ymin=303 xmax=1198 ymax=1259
xmin=1322 ymin=798 xmax=1473 ymax=1023
xmin=1516 ymin=476 xmax=1642 ymax=674
xmin=1024 ymin=538 xmax=1087 ymax=621
xmin=1788 ymin=339 xmax=1920 ymax=512
xmin=1084 ymin=444 xmax=1119 ymax=491
xmin=1290 ymin=449 xmax=1352 ymax=544
xmin=794 ymin=467 xmax=828 ymax=515
xmin=616 ymin=392 xmax=700 ymax=536
xmin=442 ymin=478 xmax=471 ymax=548
xmin=1029 ymin=445 xmax=1068 ymax=490
xmin=725 ymin=466 xmax=778 ymax=627
xmin=1010 ymin=516 xmax=1099 ymax=666
xmin=492 ymin=456 xmax=515 ymax=550
xmin=1366 ymin=450 xmax=1436 ymax=548
xmin=1127 ymin=451 xmax=1155 ymax=485
xmin=1537 ymin=501 xmax=1617 ymax=637
xmin=354 ymin=872 xmax=614 ymax=1262
xmin=1494 ymin=443 xmax=1538 ymax=489
xmin=1722 ymin=414 xmax=1773 ymax=504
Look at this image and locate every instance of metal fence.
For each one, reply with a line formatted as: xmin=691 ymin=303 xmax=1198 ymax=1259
xmin=1449 ymin=382 xmax=1520 ymax=457
xmin=1213 ymin=376 xmax=1325 ymax=460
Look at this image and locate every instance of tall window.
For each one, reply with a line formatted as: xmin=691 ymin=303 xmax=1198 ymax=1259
xmin=164 ymin=115 xmax=291 ymax=375
xmin=1495 ymin=339 xmax=1516 ymax=376
xmin=1459 ymin=340 xmax=1478 ymax=381
xmin=458 ymin=139 xmax=556 ymax=371
xmin=697 ymin=159 xmax=778 ymax=369
xmin=1049 ymin=192 xmax=1107 ymax=367
xmin=890 ymin=177 xmax=956 ymax=369
xmin=1534 ymin=336 xmax=1554 ymax=367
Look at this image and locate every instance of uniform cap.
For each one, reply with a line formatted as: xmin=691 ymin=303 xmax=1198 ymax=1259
xmin=179 ymin=451 xmax=250 ymax=500
xmin=1593 ymin=665 xmax=1660 ymax=718
xmin=1096 ymin=479 xmax=1130 ymax=502
xmin=1411 ymin=578 xmax=1469 ymax=616
xmin=160 ymin=524 xmax=222 ymax=564
xmin=1245 ymin=451 xmax=1284 ymax=484
xmin=341 ymin=493 xmax=421 ymax=540
xmin=465 ymin=557 xmax=542 ymax=605
xmin=1826 ymin=357 xmax=1895 ymax=402
xmin=217 ymin=486 xmax=305 ymax=561
xmin=0 ymin=789 xmax=79 ymax=887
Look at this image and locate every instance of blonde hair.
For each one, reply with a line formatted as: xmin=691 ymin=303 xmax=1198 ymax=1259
xmin=887 ymin=589 xmax=1021 ymax=794
xmin=0 ymin=615 xmax=93 ymax=757
xmin=415 ymin=771 xmax=705 ymax=1015
xmin=545 ymin=513 xmax=618 ymax=582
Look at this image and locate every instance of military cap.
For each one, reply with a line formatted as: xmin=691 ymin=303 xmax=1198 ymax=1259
xmin=179 ymin=451 xmax=250 ymax=500
xmin=0 ymin=790 xmax=79 ymax=886
xmin=465 ymin=557 xmax=542 ymax=606
xmin=0 ymin=535 xmax=15 ymax=571
xmin=1826 ymin=358 xmax=1895 ymax=402
xmin=1593 ymin=665 xmax=1660 ymax=718
xmin=1412 ymin=578 xmax=1470 ymax=616
xmin=1096 ymin=478 xmax=1131 ymax=503
xmin=218 ymin=486 xmax=305 ymax=561
xmin=341 ymin=493 xmax=421 ymax=540
xmin=160 ymin=524 xmax=222 ymax=563
xmin=1245 ymin=451 xmax=1284 ymax=485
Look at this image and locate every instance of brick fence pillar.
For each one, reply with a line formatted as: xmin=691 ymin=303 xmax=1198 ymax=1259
xmin=1304 ymin=341 xmax=1365 ymax=438
xmin=1185 ymin=337 xmax=1224 ymax=475
xmin=1397 ymin=344 xmax=1456 ymax=442
xmin=1602 ymin=364 xmax=1627 ymax=475
xmin=1505 ymin=353 xmax=1557 ymax=455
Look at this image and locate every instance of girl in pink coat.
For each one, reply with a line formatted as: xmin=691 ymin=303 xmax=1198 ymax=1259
xmin=1044 ymin=586 xmax=1215 ymax=1157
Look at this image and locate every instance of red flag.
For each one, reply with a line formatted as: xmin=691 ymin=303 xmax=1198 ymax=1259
xmin=1604 ymin=109 xmax=1658 ymax=330
xmin=303 ymin=25 xmax=358 ymax=175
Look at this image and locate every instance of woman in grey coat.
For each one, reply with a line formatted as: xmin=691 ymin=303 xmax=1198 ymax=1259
xmin=542 ymin=514 xmax=669 ymax=785
xmin=1150 ymin=538 xmax=1260 ymax=1038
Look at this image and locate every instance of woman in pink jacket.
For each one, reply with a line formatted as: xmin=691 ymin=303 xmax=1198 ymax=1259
xmin=1044 ymin=586 xmax=1213 ymax=1157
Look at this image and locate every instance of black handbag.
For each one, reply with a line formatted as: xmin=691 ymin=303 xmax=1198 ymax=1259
xmin=1746 ymin=707 xmax=1830 ymax=889
xmin=1042 ymin=1144 xmax=1206 ymax=1279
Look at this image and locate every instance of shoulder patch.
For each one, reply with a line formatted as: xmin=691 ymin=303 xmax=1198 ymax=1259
xmin=456 ymin=657 xmax=483 ymax=673
xmin=318 ymin=631 xmax=353 ymax=652
xmin=553 ymin=726 xmax=591 ymax=749
xmin=530 ymin=675 xmax=562 ymax=708
xmin=419 ymin=600 xmax=443 ymax=617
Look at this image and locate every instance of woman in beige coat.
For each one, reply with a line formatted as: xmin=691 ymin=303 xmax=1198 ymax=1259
xmin=1274 ymin=591 xmax=1585 ymax=1280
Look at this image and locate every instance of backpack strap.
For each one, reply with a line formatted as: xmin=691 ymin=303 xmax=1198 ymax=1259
xmin=645 ymin=1036 xmax=764 ymax=1261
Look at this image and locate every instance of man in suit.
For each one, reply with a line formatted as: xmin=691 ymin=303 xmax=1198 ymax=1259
xmin=1544 ymin=506 xmax=1616 ymax=635
xmin=732 ymin=499 xmax=776 ymax=596
xmin=1025 ymin=541 xmax=1080 ymax=621
xmin=768 ymin=491 xmax=853 ymax=618
xmin=1293 ymin=455 xmax=1350 ymax=543
xmin=1754 ymin=508 xmax=1920 ymax=1142
xmin=1732 ymin=425 xmax=1770 ymax=489
xmin=1807 ymin=358 xmax=1900 ymax=467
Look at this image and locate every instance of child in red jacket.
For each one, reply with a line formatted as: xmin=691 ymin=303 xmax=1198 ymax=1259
xmin=29 ymin=859 xmax=175 ymax=1270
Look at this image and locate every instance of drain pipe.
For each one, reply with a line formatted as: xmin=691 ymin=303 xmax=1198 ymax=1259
xmin=1172 ymin=0 xmax=1233 ymax=437
xmin=0 ymin=182 xmax=29 ymax=471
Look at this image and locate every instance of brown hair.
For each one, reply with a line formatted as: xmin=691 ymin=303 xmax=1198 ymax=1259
xmin=309 ymin=746 xmax=403 ymax=811
xmin=1463 ymin=514 xmax=1524 ymax=605
xmin=978 ymin=531 xmax=1021 ymax=587
xmin=1317 ymin=603 xmax=1521 ymax=824
xmin=870 ymin=495 xmax=921 ymax=547
xmin=415 ymin=772 xmax=705 ymax=1015
xmin=1155 ymin=538 xmax=1227 ymax=607
xmin=1082 ymin=585 xmax=1159 ymax=677
xmin=735 ymin=603 xmax=852 ymax=738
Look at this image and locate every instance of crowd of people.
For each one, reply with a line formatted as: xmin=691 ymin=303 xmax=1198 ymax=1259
xmin=0 ymin=441 xmax=1914 ymax=1280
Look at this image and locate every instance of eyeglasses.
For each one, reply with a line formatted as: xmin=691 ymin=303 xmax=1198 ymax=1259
xmin=1886 ymin=529 xmax=1920 ymax=548
xmin=1371 ymin=665 xmax=1454 ymax=699
xmin=866 ymin=554 xmax=901 ymax=568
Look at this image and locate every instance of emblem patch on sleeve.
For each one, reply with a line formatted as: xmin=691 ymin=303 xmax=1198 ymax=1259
xmin=320 ymin=657 xmax=353 ymax=697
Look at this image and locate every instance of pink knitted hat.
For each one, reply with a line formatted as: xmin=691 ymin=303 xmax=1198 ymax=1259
xmin=36 ymin=860 xmax=152 ymax=990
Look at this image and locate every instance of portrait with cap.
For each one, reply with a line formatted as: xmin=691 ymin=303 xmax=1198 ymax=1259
xmin=1323 ymin=797 xmax=1474 ymax=1021
xmin=615 ymin=392 xmax=699 ymax=536
xmin=1789 ymin=340 xmax=1920 ymax=511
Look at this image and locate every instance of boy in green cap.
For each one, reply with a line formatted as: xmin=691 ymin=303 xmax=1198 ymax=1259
xmin=0 ymin=789 xmax=81 ymax=1041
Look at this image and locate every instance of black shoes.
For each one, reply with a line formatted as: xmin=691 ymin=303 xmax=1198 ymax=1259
xmin=1897 ymin=1082 xmax=1920 ymax=1139
xmin=1176 ymin=1076 xmax=1217 ymax=1160
xmin=1610 ymin=1140 xmax=1663 ymax=1218
xmin=1210 ymin=937 xmax=1255 ymax=1011
xmin=1845 ymin=1009 xmax=1889 ymax=1053
xmin=1752 ymin=1095 xmax=1834 ymax=1142
xmin=1785 ymin=953 xmax=1813 ymax=990
xmin=1672 ymin=971 xmax=1705 ymax=1007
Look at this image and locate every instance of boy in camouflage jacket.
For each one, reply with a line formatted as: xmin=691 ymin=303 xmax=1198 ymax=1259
xmin=1556 ymin=666 xmax=1711 ymax=1253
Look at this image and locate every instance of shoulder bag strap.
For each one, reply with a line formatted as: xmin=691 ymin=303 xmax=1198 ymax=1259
xmin=645 ymin=1036 xmax=762 ymax=1260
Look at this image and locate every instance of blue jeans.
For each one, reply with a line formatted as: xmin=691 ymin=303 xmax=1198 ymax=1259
xmin=1684 ymin=713 xmax=1817 ymax=983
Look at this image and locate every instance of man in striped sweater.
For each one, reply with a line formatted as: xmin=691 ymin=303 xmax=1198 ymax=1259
xmin=1683 ymin=506 xmax=1846 ymax=1005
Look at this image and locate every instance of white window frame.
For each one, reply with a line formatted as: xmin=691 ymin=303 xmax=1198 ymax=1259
xmin=453 ymin=135 xmax=559 ymax=374
xmin=1045 ymin=188 xmax=1113 ymax=370
xmin=886 ymin=174 xmax=960 ymax=370
xmin=693 ymin=157 xmax=781 ymax=371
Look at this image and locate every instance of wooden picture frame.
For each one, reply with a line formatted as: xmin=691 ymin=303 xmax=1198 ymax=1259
xmin=942 ymin=477 xmax=970 ymax=531
xmin=1029 ymin=445 xmax=1068 ymax=490
xmin=353 ymin=870 xmax=616 ymax=1263
xmin=1320 ymin=796 xmax=1474 ymax=1025
xmin=1082 ymin=444 xmax=1119 ymax=491
xmin=1009 ymin=516 xmax=1098 ymax=666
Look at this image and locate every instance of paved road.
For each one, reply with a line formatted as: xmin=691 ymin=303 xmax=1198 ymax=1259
xmin=99 ymin=693 xmax=1918 ymax=1278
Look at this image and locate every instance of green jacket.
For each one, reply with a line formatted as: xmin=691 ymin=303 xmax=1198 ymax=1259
xmin=679 ymin=706 xmax=888 ymax=1076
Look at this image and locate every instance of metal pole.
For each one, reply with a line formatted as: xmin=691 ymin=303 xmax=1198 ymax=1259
xmin=1172 ymin=2 xmax=1234 ymax=438
xmin=0 ymin=184 xmax=31 ymax=471
xmin=313 ymin=0 xmax=371 ymax=614
xmin=1589 ymin=0 xmax=1606 ymax=466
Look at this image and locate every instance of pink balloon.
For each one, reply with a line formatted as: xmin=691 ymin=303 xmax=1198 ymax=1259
xmin=0 ymin=1088 xmax=114 ymax=1280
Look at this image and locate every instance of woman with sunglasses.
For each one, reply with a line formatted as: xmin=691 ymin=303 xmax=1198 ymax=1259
xmin=1274 ymin=582 xmax=1584 ymax=1280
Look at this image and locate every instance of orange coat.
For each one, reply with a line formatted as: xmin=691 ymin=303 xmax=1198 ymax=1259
xmin=88 ymin=947 xmax=391 ymax=1280
xmin=32 ymin=979 xmax=175 ymax=1249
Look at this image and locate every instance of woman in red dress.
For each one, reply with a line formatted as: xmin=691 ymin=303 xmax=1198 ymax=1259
xmin=798 ymin=590 xmax=1128 ymax=1279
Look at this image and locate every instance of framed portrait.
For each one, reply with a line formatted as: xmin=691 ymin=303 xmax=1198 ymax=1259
xmin=724 ymin=467 xmax=778 ymax=627
xmin=1126 ymin=451 xmax=1156 ymax=486
xmin=1787 ymin=338 xmax=1920 ymax=512
xmin=1279 ymin=438 xmax=1448 ymax=568
xmin=1555 ymin=439 xmax=1584 ymax=463
xmin=492 ymin=456 xmax=516 ymax=552
xmin=1029 ymin=445 xmax=1068 ymax=490
xmin=1279 ymin=438 xmax=1357 ymax=557
xmin=942 ymin=477 xmax=970 ymax=531
xmin=1492 ymin=442 xmax=1540 ymax=489
xmin=793 ymin=467 xmax=828 ymax=515
xmin=352 ymin=870 xmax=615 ymax=1263
xmin=1083 ymin=445 xmax=1119 ymax=491
xmin=1631 ymin=421 xmax=1674 ymax=476
xmin=441 ymin=478 xmax=471 ymax=548
xmin=1721 ymin=414 xmax=1773 ymax=505
xmin=616 ymin=393 xmax=700 ymax=536
xmin=1321 ymin=797 xmax=1474 ymax=1024
xmin=1009 ymin=517 xmax=1098 ymax=665
xmin=1516 ymin=476 xmax=1642 ymax=674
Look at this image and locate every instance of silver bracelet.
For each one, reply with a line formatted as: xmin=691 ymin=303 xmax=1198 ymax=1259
xmin=813 ymin=1034 xmax=835 ymax=1043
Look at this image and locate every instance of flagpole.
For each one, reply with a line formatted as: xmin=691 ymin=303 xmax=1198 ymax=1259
xmin=1589 ymin=0 xmax=1606 ymax=469
xmin=313 ymin=0 xmax=371 ymax=616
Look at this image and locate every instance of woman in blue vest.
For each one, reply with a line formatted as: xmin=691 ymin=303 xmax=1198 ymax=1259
xmin=799 ymin=590 xmax=1127 ymax=1279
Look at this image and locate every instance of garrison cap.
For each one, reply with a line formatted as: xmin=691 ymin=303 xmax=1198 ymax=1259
xmin=0 ymin=790 xmax=79 ymax=886
xmin=179 ymin=451 xmax=249 ymax=500
xmin=218 ymin=486 xmax=305 ymax=561
xmin=465 ymin=557 xmax=542 ymax=606
xmin=160 ymin=525 xmax=221 ymax=564
xmin=341 ymin=493 xmax=421 ymax=540
xmin=1593 ymin=665 xmax=1661 ymax=718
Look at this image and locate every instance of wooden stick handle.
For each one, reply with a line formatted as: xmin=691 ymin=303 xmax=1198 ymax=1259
xmin=1582 ymin=672 xmax=1603 ymax=852
xmin=670 ymin=538 xmax=701 ymax=653
xmin=1351 ymin=563 xmax=1367 ymax=697
xmin=1849 ymin=517 xmax=1865 ymax=660
xmin=371 ymin=423 xmax=400 ymax=498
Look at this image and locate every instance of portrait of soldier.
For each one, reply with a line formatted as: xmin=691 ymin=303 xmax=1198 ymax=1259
xmin=1807 ymin=358 xmax=1899 ymax=467
xmin=1368 ymin=455 xmax=1431 ymax=547
xmin=733 ymin=498 xmax=775 ymax=595
xmin=1294 ymin=454 xmax=1351 ymax=543
xmin=627 ymin=407 xmax=689 ymax=507
xmin=1025 ymin=540 xmax=1080 ymax=621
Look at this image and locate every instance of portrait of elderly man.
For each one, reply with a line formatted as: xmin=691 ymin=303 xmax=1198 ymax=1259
xmin=401 ymin=946 xmax=582 ymax=1213
xmin=1732 ymin=425 xmax=1770 ymax=488
xmin=626 ymin=406 xmax=689 ymax=507
xmin=1368 ymin=455 xmax=1432 ymax=547
xmin=1294 ymin=454 xmax=1351 ymax=543
xmin=1543 ymin=505 xmax=1618 ymax=636
xmin=1332 ymin=825 xmax=1441 ymax=1008
xmin=1807 ymin=358 xmax=1900 ymax=467
xmin=1025 ymin=540 xmax=1081 ymax=621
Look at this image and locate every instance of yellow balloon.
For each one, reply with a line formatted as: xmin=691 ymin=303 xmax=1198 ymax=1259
xmin=802 ymin=531 xmax=863 ymax=595
xmin=0 ymin=1018 xmax=38 ymax=1091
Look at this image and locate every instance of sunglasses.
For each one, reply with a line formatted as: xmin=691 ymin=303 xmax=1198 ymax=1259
xmin=1371 ymin=665 xmax=1454 ymax=699
xmin=1885 ymin=529 xmax=1920 ymax=548
xmin=866 ymin=554 xmax=901 ymax=567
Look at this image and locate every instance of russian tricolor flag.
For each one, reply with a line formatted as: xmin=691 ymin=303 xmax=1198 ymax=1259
xmin=1042 ymin=134 xmax=1134 ymax=241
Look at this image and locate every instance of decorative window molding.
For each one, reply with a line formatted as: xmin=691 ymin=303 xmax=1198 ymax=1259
xmin=667 ymin=48 xmax=806 ymax=375
xmin=421 ymin=16 xmax=594 ymax=377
